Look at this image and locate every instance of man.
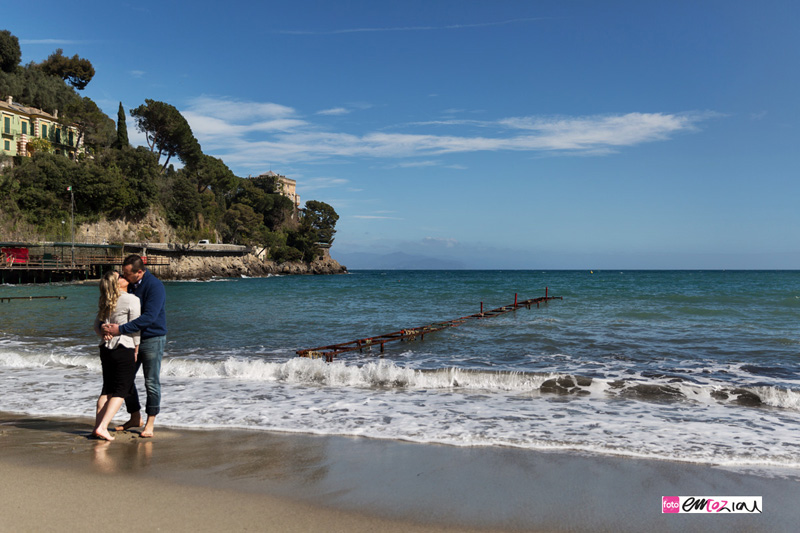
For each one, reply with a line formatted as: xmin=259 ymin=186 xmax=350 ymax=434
xmin=103 ymin=254 xmax=167 ymax=438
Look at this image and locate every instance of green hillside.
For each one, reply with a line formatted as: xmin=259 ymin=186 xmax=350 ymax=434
xmin=0 ymin=30 xmax=337 ymax=263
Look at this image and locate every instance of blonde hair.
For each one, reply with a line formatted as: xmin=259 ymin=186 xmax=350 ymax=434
xmin=97 ymin=270 xmax=120 ymax=321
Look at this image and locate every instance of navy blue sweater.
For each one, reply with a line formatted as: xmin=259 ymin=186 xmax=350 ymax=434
xmin=119 ymin=270 xmax=167 ymax=339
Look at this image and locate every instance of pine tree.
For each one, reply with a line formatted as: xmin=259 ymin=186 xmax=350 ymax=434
xmin=116 ymin=102 xmax=129 ymax=149
xmin=0 ymin=29 xmax=21 ymax=73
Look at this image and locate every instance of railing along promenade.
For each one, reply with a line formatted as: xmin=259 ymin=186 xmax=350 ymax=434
xmin=0 ymin=253 xmax=169 ymax=284
xmin=0 ymin=254 xmax=168 ymax=270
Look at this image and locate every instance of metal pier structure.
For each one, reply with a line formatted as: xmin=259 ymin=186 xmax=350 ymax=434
xmin=0 ymin=295 xmax=67 ymax=303
xmin=0 ymin=243 xmax=169 ymax=284
xmin=297 ymin=289 xmax=562 ymax=362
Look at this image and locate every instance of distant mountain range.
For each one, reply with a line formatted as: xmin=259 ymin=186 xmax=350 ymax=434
xmin=332 ymin=251 xmax=466 ymax=270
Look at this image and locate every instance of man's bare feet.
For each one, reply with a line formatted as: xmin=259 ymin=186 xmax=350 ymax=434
xmin=114 ymin=412 xmax=142 ymax=431
xmin=140 ymin=416 xmax=156 ymax=438
xmin=93 ymin=427 xmax=116 ymax=441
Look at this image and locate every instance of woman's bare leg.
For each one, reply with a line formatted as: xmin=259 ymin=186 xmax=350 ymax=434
xmin=94 ymin=395 xmax=109 ymax=431
xmin=93 ymin=397 xmax=124 ymax=441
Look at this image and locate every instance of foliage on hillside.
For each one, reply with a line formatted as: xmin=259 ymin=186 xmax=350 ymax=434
xmin=0 ymin=30 xmax=337 ymax=263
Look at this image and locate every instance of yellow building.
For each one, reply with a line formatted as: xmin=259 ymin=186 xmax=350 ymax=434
xmin=258 ymin=170 xmax=301 ymax=211
xmin=1 ymin=96 xmax=83 ymax=159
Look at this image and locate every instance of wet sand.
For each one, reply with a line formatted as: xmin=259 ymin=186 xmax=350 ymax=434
xmin=0 ymin=412 xmax=796 ymax=532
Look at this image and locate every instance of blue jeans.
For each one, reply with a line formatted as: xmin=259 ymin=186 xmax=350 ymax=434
xmin=125 ymin=335 xmax=166 ymax=416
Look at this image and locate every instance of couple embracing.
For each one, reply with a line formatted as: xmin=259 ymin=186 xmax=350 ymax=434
xmin=92 ymin=254 xmax=167 ymax=441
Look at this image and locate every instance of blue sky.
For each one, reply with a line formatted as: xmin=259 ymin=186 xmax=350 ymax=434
xmin=6 ymin=1 xmax=799 ymax=268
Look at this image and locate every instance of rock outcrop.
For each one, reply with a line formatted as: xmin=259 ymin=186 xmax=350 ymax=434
xmin=162 ymin=252 xmax=346 ymax=280
xmin=75 ymin=212 xmax=347 ymax=279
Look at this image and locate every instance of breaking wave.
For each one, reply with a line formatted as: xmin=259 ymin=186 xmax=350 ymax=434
xmin=3 ymin=349 xmax=798 ymax=411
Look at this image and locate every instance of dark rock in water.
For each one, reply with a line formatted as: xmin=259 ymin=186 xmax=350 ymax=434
xmin=540 ymin=379 xmax=570 ymax=395
xmin=731 ymin=388 xmax=762 ymax=406
xmin=608 ymin=380 xmax=626 ymax=389
xmin=557 ymin=376 xmax=576 ymax=388
xmin=540 ymin=376 xmax=591 ymax=395
xmin=710 ymin=390 xmax=729 ymax=401
xmin=619 ymin=384 xmax=684 ymax=400
xmin=575 ymin=376 xmax=593 ymax=387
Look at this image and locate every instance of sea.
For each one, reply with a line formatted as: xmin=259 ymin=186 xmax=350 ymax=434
xmin=1 ymin=270 xmax=799 ymax=478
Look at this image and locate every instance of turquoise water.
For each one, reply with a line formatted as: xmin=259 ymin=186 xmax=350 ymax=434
xmin=2 ymin=270 xmax=799 ymax=476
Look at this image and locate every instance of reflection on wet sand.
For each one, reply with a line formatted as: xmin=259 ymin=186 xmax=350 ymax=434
xmin=92 ymin=438 xmax=152 ymax=474
xmin=2 ymin=415 xmax=332 ymax=493
xmin=4 ymin=412 xmax=798 ymax=533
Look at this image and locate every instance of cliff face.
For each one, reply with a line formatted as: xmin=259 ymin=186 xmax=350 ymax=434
xmin=0 ymin=209 xmax=39 ymax=241
xmin=78 ymin=211 xmax=177 ymax=244
xmin=163 ymin=252 xmax=347 ymax=280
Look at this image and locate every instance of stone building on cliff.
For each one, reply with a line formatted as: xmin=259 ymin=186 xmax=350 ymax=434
xmin=256 ymin=170 xmax=301 ymax=212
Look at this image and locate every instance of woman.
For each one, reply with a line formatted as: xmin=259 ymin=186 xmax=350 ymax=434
xmin=92 ymin=270 xmax=140 ymax=441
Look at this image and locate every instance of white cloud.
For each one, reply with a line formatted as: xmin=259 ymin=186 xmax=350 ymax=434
xmin=127 ymin=126 xmax=148 ymax=149
xmin=20 ymin=39 xmax=84 ymax=45
xmin=498 ymin=113 xmax=699 ymax=149
xmin=179 ymin=95 xmax=714 ymax=176
xmin=353 ymin=215 xmax=404 ymax=220
xmin=186 ymin=96 xmax=296 ymax=122
xmin=382 ymin=159 xmax=466 ymax=170
xmin=407 ymin=119 xmax=489 ymax=127
xmin=299 ymin=177 xmax=350 ymax=191
xmin=422 ymin=237 xmax=459 ymax=248
xmin=183 ymin=111 xmax=306 ymax=140
xmin=277 ymin=18 xmax=546 ymax=35
xmin=317 ymin=107 xmax=350 ymax=116
xmin=393 ymin=160 xmax=441 ymax=168
xmin=130 ymin=70 xmax=145 ymax=78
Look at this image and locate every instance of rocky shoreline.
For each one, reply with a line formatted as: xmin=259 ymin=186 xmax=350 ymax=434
xmin=161 ymin=252 xmax=347 ymax=280
xmin=81 ymin=212 xmax=348 ymax=280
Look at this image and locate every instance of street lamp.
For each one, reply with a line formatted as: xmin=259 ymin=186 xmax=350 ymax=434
xmin=68 ymin=186 xmax=74 ymax=266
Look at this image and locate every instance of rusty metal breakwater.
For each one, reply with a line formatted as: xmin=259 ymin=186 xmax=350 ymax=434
xmin=297 ymin=288 xmax=562 ymax=362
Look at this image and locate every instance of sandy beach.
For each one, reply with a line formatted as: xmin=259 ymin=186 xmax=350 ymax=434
xmin=1 ymin=412 xmax=796 ymax=532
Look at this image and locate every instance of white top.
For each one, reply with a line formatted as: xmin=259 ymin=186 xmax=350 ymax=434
xmin=94 ymin=292 xmax=141 ymax=350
